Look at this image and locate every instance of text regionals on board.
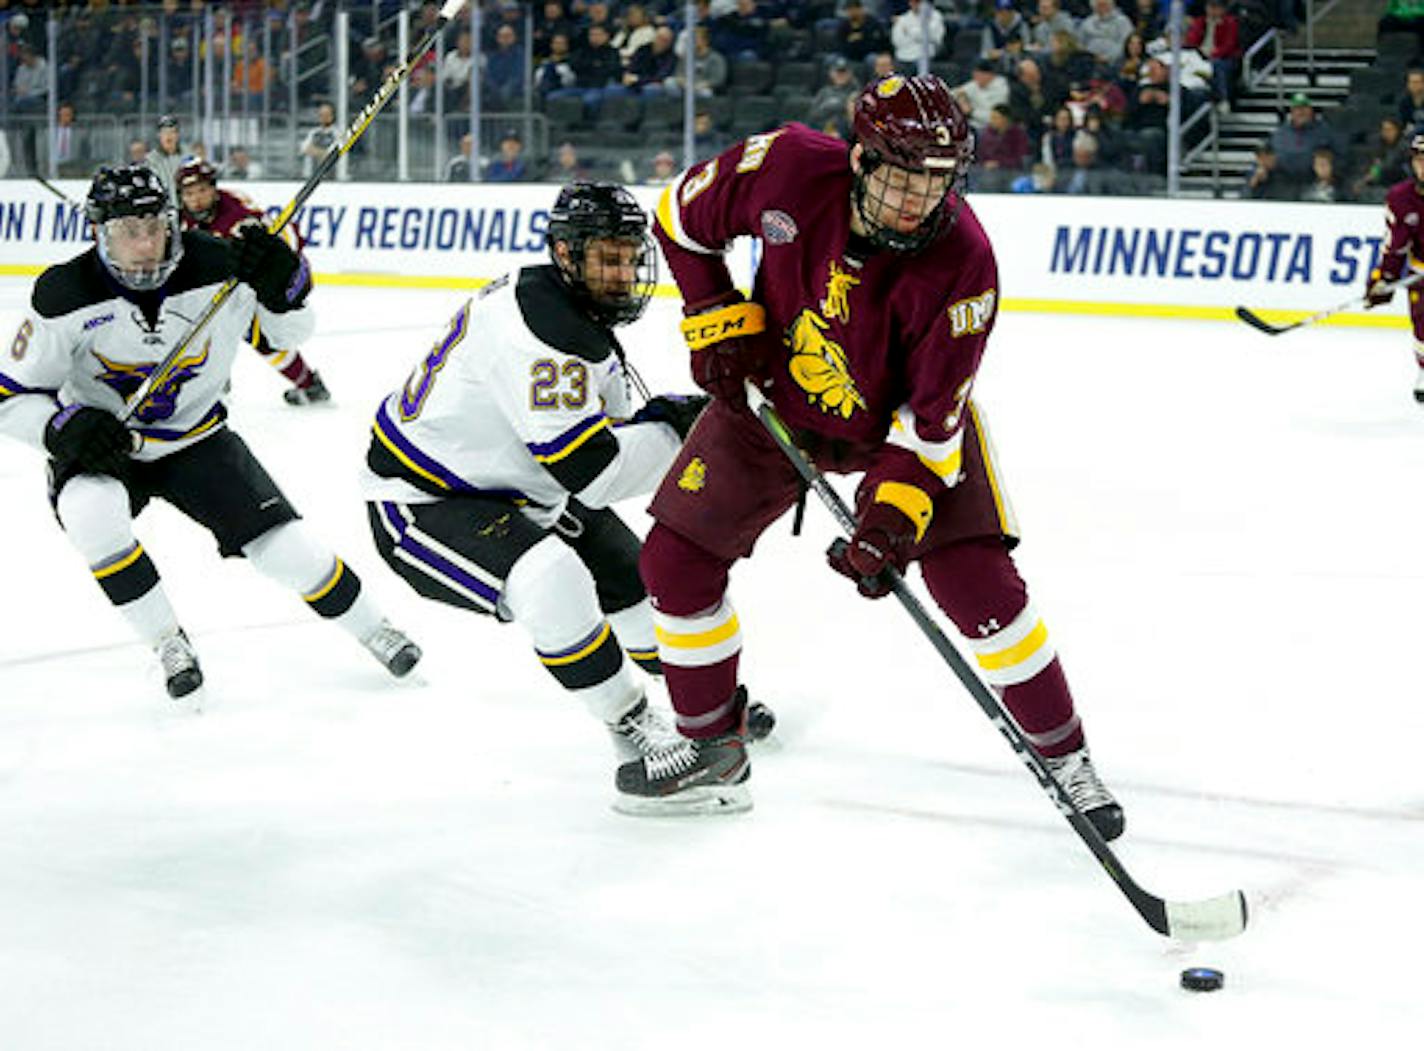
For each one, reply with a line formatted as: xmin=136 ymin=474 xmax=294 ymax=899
xmin=1050 ymin=225 xmax=1384 ymax=285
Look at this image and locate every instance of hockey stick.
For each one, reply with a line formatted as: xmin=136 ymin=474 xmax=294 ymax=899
xmin=116 ymin=0 xmax=470 ymax=424
xmin=743 ymin=380 xmax=1248 ymax=942
xmin=1235 ymin=270 xmax=1424 ymax=336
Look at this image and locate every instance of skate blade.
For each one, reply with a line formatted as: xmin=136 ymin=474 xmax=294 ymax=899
xmin=167 ymin=685 xmax=208 ymax=715
xmin=612 ymin=783 xmax=752 ymax=817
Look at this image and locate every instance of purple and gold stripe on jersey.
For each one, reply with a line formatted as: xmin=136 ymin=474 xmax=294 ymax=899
xmin=377 ymin=500 xmax=503 ymax=611
xmin=134 ymin=403 xmax=227 ymax=443
xmin=373 ymin=400 xmax=476 ymax=493
xmin=0 ymin=370 xmax=55 ymax=401
xmin=526 ymin=413 xmax=610 ymax=464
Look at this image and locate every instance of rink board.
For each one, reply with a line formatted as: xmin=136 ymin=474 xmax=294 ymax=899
xmin=0 ymin=178 xmax=1404 ymax=328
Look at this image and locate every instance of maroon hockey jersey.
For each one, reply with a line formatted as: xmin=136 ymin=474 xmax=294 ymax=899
xmin=1376 ymin=178 xmax=1424 ymax=283
xmin=181 ymin=188 xmax=305 ymax=254
xmin=655 ymin=122 xmax=998 ymax=503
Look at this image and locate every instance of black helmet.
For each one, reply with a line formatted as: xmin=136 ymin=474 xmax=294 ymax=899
xmin=86 ymin=164 xmax=183 ymax=291
xmin=546 ymin=182 xmax=656 ymax=327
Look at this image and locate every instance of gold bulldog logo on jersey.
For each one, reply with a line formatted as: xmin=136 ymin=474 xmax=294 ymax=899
xmin=786 ymin=309 xmax=867 ymax=419
xmin=678 ymin=457 xmax=707 ymax=492
xmin=819 ymin=261 xmax=860 ymax=323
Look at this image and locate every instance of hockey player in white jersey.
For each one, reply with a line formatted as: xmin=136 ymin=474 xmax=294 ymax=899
xmin=0 ymin=165 xmax=421 ymax=707
xmin=363 ymin=182 xmax=770 ymax=794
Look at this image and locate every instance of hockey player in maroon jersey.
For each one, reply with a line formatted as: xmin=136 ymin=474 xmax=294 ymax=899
xmin=615 ymin=74 xmax=1124 ymax=834
xmin=175 ymin=157 xmax=331 ymax=406
xmin=1365 ymin=133 xmax=1424 ymax=403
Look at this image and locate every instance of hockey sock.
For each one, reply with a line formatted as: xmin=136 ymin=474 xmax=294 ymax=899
xmin=243 ymin=521 xmax=378 ymax=635
xmin=640 ymin=525 xmax=742 ymax=738
xmin=608 ymin=599 xmax=661 ymax=675
xmin=922 ymin=538 xmax=1085 ymax=757
xmin=505 ymin=537 xmax=643 ymax=723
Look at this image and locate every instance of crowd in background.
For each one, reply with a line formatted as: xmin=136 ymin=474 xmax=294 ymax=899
xmin=1 ymin=0 xmax=1413 ymax=201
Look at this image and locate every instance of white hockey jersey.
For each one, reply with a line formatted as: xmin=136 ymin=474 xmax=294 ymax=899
xmin=362 ymin=265 xmax=679 ymax=527
xmin=0 ymin=232 xmax=313 ymax=460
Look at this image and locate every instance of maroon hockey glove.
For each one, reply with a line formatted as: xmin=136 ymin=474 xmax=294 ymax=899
xmin=679 ymin=294 xmax=769 ymax=406
xmin=826 ymin=501 xmax=918 ymax=600
xmin=44 ymin=405 xmax=133 ymax=477
xmin=1365 ymin=268 xmax=1394 ymax=309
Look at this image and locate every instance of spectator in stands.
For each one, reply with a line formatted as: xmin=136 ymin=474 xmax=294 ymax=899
xmin=1130 ymin=0 xmax=1165 ymax=41
xmin=579 ymin=2 xmax=616 ymax=50
xmin=1353 ymin=116 xmax=1409 ymax=200
xmin=165 ymin=36 xmax=194 ymax=108
xmin=1056 ymin=131 xmax=1119 ymax=194
xmin=670 ymin=25 xmax=728 ymax=97
xmin=714 ymin=0 xmax=770 ymax=62
xmin=446 ymin=133 xmax=473 ymax=182
xmin=1116 ymin=32 xmax=1147 ymax=93
xmin=1065 ymin=76 xmax=1126 ymax=125
xmin=486 ymin=23 xmax=526 ymax=109
xmin=407 ymin=64 xmax=437 ymax=115
xmin=233 ymin=34 xmax=271 ymax=107
xmin=4 ymin=12 xmax=36 ymax=56
xmin=693 ymin=109 xmax=727 ymax=156
xmin=1030 ymin=0 xmax=1077 ymax=58
xmin=807 ymin=56 xmax=861 ymax=133
xmin=891 ymin=0 xmax=946 ymax=68
xmin=444 ymin=31 xmax=477 ymax=107
xmin=535 ymin=33 xmax=579 ymax=98
xmin=1244 ymin=143 xmax=1291 ymax=199
xmin=837 ymin=0 xmax=890 ymax=67
xmin=1398 ymin=68 xmax=1424 ymax=135
xmin=12 ymin=41 xmax=48 ymax=114
xmin=869 ymin=51 xmax=898 ymax=82
xmin=648 ymin=150 xmax=679 ymax=184
xmin=983 ymin=0 xmax=1031 ymax=74
xmin=300 ymin=102 xmax=339 ymax=178
xmin=1270 ymin=92 xmax=1338 ymax=185
xmin=128 ymin=139 xmax=149 ymax=165
xmin=550 ymin=141 xmax=587 ymax=183
xmin=487 ymin=0 xmax=528 ymax=51
xmin=565 ymin=22 xmax=629 ymax=117
xmin=1185 ymin=0 xmax=1242 ymax=107
xmin=1076 ymin=0 xmax=1134 ymax=68
xmin=535 ymin=1 xmax=577 ymax=60
xmin=1146 ymin=39 xmax=1213 ymax=105
xmin=976 ymin=104 xmax=1032 ymax=189
xmin=1012 ymin=161 xmax=1057 ymax=193
xmin=625 ymin=26 xmax=679 ymax=92
xmin=1010 ymin=57 xmax=1060 ymax=142
xmin=58 ymin=9 xmax=106 ymax=108
xmin=958 ymin=59 xmax=1011 ymax=130
xmin=351 ymin=36 xmax=389 ymax=101
xmin=613 ymin=4 xmax=658 ymax=64
xmin=1042 ymin=104 xmax=1076 ymax=172
xmin=1044 ymin=29 xmax=1093 ymax=101
xmin=1127 ymin=56 xmax=1172 ymax=133
xmin=52 ymin=102 xmax=90 ymax=179
xmin=226 ymin=147 xmax=262 ymax=181
xmin=1300 ymin=146 xmax=1350 ymax=203
xmin=1083 ymin=105 xmax=1125 ymax=167
xmin=486 ymin=130 xmax=528 ymax=183
xmin=147 ymin=114 xmax=186 ymax=204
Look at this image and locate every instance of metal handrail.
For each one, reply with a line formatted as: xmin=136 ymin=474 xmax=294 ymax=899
xmin=1304 ymin=0 xmax=1345 ymax=76
xmin=1243 ymin=28 xmax=1285 ymax=113
xmin=1178 ymin=100 xmax=1220 ymax=189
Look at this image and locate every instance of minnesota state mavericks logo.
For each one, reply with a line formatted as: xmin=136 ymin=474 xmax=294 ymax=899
xmin=92 ymin=342 xmax=210 ymax=424
xmin=786 ymin=309 xmax=866 ymax=419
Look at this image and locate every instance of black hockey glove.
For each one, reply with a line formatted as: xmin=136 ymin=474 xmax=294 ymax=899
xmin=44 ymin=405 xmax=134 ymax=477
xmin=230 ymin=225 xmax=310 ymax=313
xmin=630 ymin=393 xmax=710 ymax=440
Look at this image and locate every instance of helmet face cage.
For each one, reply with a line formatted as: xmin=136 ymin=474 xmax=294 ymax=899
xmin=546 ymin=182 xmax=657 ymax=327
xmin=176 ymin=156 xmax=219 ymax=224
xmin=87 ymin=165 xmax=183 ymax=292
xmin=852 ymin=74 xmax=974 ymax=253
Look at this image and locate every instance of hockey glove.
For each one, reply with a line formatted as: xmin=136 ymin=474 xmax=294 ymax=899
xmin=630 ymin=393 xmax=710 ymax=440
xmin=1365 ymin=268 xmax=1395 ymax=309
xmin=826 ymin=500 xmax=920 ymax=600
xmin=230 ymin=225 xmax=310 ymax=313
xmin=44 ymin=405 xmax=134 ymax=477
xmin=680 ymin=293 xmax=769 ymax=406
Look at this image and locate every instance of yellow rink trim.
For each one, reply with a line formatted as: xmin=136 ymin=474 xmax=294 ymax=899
xmin=0 ymin=264 xmax=1411 ymax=326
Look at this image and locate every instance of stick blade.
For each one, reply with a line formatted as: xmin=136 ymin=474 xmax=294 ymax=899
xmin=1165 ymin=889 xmax=1249 ymax=942
xmin=1234 ymin=306 xmax=1289 ymax=336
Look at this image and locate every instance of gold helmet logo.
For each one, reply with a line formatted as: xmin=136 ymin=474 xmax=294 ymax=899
xmin=876 ymin=76 xmax=904 ymax=98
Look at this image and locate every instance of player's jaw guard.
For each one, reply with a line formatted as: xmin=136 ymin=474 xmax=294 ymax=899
xmin=546 ymin=182 xmax=657 ymax=327
xmin=86 ymin=164 xmax=184 ymax=292
xmin=851 ymin=74 xmax=973 ymax=253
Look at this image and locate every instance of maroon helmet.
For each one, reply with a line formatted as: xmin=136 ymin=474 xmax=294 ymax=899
xmin=851 ymin=74 xmax=974 ymax=251
xmin=175 ymin=155 xmax=219 ymax=224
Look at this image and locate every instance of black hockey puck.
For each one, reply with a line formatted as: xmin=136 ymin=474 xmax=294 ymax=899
xmin=1180 ymin=967 xmax=1225 ymax=992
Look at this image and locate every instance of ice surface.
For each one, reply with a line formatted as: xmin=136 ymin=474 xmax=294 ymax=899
xmin=1 ymin=278 xmax=1420 ymax=1049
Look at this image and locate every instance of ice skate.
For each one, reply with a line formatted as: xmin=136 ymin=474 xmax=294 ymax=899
xmin=361 ymin=620 xmax=422 ymax=677
xmin=283 ymin=371 xmax=331 ymax=406
xmin=613 ymin=728 xmax=751 ymax=815
xmin=608 ymin=697 xmax=683 ymax=763
xmin=155 ymin=629 xmax=204 ymax=709
xmin=1044 ymin=746 xmax=1124 ymax=842
xmin=1414 ymin=369 xmax=1424 ymax=404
